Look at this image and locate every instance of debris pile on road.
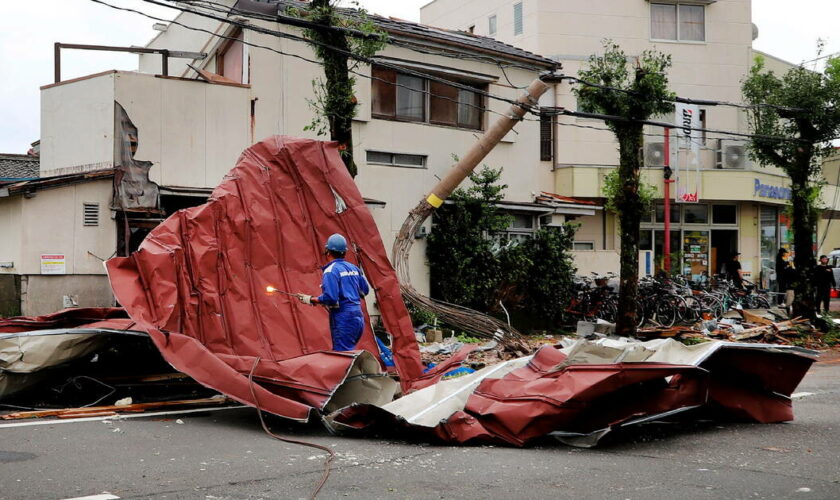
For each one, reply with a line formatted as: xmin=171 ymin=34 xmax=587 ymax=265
xmin=629 ymin=308 xmax=830 ymax=349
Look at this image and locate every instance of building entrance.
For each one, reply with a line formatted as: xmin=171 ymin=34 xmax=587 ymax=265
xmin=711 ymin=229 xmax=739 ymax=277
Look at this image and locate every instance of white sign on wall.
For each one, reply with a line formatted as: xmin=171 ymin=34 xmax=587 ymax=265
xmin=40 ymin=254 xmax=66 ymax=275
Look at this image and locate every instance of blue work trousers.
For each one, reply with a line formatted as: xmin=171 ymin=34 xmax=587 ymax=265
xmin=329 ymin=309 xmax=364 ymax=351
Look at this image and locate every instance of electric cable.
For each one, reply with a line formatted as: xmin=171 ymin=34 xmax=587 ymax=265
xmin=248 ymin=357 xmax=334 ymax=500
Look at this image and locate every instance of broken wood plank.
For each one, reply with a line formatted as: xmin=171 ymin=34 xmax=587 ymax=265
xmin=0 ymin=396 xmax=230 ymax=420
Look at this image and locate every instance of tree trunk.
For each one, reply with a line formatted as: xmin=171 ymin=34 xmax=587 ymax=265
xmin=789 ymin=164 xmax=817 ymax=319
xmin=614 ymin=126 xmax=645 ymax=336
xmin=311 ymin=0 xmax=358 ymax=177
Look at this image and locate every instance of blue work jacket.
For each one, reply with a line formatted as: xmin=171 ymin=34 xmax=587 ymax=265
xmin=316 ymin=259 xmax=370 ymax=314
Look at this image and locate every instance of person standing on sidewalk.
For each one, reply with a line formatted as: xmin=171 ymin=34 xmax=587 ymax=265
xmin=775 ymin=248 xmax=794 ymax=307
xmin=813 ymin=255 xmax=836 ymax=315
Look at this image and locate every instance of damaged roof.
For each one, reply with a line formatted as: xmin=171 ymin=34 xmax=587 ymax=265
xmin=233 ymin=0 xmax=559 ymax=69
xmin=0 ymin=153 xmax=39 ymax=181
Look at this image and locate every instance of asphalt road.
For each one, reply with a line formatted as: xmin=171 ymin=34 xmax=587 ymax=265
xmin=1 ymin=354 xmax=839 ymax=500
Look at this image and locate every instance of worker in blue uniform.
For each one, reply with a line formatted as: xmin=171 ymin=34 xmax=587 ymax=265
xmin=297 ymin=234 xmax=370 ymax=351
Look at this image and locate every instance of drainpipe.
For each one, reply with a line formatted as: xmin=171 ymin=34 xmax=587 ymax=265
xmin=663 ymin=128 xmax=674 ymax=273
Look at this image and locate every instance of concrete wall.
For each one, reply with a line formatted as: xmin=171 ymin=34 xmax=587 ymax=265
xmin=0 ymin=196 xmax=23 ymax=276
xmin=570 ymin=250 xmax=620 ymax=276
xmin=40 ymin=73 xmax=116 ymax=176
xmin=20 ymin=275 xmax=114 ymax=317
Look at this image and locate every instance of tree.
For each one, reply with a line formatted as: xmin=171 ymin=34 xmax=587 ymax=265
xmin=294 ymin=1 xmax=387 ymax=177
xmin=742 ymin=55 xmax=840 ymax=318
xmin=574 ymin=41 xmax=675 ymax=336
xmin=426 ymin=165 xmax=511 ymax=311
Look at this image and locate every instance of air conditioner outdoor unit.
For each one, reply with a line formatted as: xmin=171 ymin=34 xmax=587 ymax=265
xmin=717 ymin=140 xmax=749 ymax=169
xmin=644 ymin=141 xmax=667 ymax=167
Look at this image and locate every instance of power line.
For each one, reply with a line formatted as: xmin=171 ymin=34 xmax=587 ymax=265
xmin=91 ymin=0 xmax=809 ymax=146
xmin=562 ymin=76 xmax=804 ymax=113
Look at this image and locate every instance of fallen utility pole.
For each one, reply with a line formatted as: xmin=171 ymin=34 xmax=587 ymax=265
xmin=392 ymin=74 xmax=558 ymax=348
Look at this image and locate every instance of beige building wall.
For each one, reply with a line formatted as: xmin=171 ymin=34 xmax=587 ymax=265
xmin=131 ymin=16 xmax=555 ymax=295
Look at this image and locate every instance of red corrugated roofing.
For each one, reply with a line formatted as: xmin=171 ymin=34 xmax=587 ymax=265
xmin=104 ymin=137 xmax=441 ymax=420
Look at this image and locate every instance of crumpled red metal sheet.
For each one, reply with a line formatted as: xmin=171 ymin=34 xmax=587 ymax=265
xmin=0 ymin=308 xmax=130 ymax=333
xmin=331 ymin=345 xmax=708 ymax=445
xmin=329 ymin=342 xmax=816 ymax=447
xmin=105 ymin=136 xmax=429 ymax=421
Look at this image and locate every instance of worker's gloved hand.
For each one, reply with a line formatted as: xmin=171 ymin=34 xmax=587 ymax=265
xmin=296 ymin=294 xmax=313 ymax=305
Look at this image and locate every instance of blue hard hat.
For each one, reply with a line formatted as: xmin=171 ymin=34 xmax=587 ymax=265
xmin=325 ymin=233 xmax=347 ymax=253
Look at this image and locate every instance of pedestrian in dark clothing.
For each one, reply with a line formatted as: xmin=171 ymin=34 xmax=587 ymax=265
xmin=775 ymin=248 xmax=793 ymax=306
xmin=724 ymin=252 xmax=743 ymax=288
xmin=814 ymin=255 xmax=836 ymax=314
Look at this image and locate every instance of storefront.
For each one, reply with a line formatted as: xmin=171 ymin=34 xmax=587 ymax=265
xmin=640 ymin=202 xmax=740 ymax=280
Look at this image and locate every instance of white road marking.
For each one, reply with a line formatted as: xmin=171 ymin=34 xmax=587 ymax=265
xmin=60 ymin=494 xmax=120 ymax=500
xmin=0 ymin=405 xmax=246 ymax=429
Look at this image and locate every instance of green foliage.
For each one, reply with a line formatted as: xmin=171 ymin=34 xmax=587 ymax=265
xmin=455 ymin=332 xmax=483 ymax=344
xmin=406 ymin=302 xmax=438 ymax=327
xmin=575 ymin=40 xmax=675 ymax=127
xmin=742 ymin=55 xmax=840 ymax=178
xmin=515 ymin=226 xmax=577 ymax=326
xmin=427 ymin=164 xmax=577 ymax=330
xmin=426 ymin=165 xmax=512 ymax=311
xmin=601 ymin=168 xmax=657 ymax=216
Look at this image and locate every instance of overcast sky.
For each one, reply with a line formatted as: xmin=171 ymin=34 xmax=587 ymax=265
xmin=1 ymin=0 xmax=838 ymax=153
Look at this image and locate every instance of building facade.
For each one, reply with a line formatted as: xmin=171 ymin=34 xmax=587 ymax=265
xmin=0 ymin=0 xmax=601 ymax=315
xmin=422 ymin=0 xmax=840 ymax=285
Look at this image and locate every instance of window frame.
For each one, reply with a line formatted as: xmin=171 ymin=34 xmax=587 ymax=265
xmin=371 ymin=65 xmax=486 ymax=131
xmin=513 ymin=2 xmax=524 ymax=36
xmin=573 ymin=241 xmax=596 ymax=251
xmin=365 ymin=150 xmax=427 ymax=169
xmin=488 ymin=15 xmax=497 ymax=36
xmin=650 ymin=2 xmax=706 ymax=43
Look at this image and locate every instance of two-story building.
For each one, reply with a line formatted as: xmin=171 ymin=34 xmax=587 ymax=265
xmin=422 ymin=0 xmax=840 ymax=285
xmin=0 ymin=0 xmax=602 ymax=316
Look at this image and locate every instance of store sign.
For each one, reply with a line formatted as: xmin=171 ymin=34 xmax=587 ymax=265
xmin=674 ymin=103 xmax=701 ymax=203
xmin=754 ymin=179 xmax=791 ymax=200
xmin=40 ymin=254 xmax=66 ymax=274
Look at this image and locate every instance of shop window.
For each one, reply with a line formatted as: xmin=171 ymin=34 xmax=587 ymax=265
xmin=655 ymin=203 xmax=680 ymax=223
xmin=712 ymin=204 xmax=737 ymax=225
xmin=640 ymin=230 xmax=653 ymax=251
xmin=366 ymin=150 xmax=426 ymax=168
xmin=651 ymin=2 xmax=705 ymax=42
xmin=372 ymin=65 xmax=485 ymax=130
xmin=683 ymin=204 xmax=708 ymax=224
xmin=488 ymin=15 xmax=497 ymax=36
xmin=513 ymin=2 xmax=523 ymax=35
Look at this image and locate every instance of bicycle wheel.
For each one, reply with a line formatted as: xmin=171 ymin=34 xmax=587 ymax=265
xmin=680 ymin=295 xmax=702 ymax=324
xmin=655 ymin=298 xmax=678 ymax=327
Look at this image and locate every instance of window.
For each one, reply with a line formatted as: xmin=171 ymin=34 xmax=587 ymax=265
xmin=396 ymin=74 xmax=426 ymax=121
xmin=83 ymin=202 xmax=100 ymax=227
xmin=651 ymin=2 xmax=705 ymax=42
xmin=500 ymin=212 xmax=535 ymax=243
xmin=513 ymin=2 xmax=523 ymax=35
xmin=366 ymin=150 xmax=426 ymax=168
xmin=712 ymin=204 xmax=737 ymax=225
xmin=573 ymin=241 xmax=595 ymax=251
xmin=217 ymin=29 xmax=245 ymax=83
xmin=372 ymin=65 xmax=485 ymax=130
xmin=539 ymin=112 xmax=553 ymax=161
xmin=655 ymin=203 xmax=680 ymax=223
xmin=683 ymin=204 xmax=709 ymax=224
xmin=488 ymin=15 xmax=497 ymax=36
